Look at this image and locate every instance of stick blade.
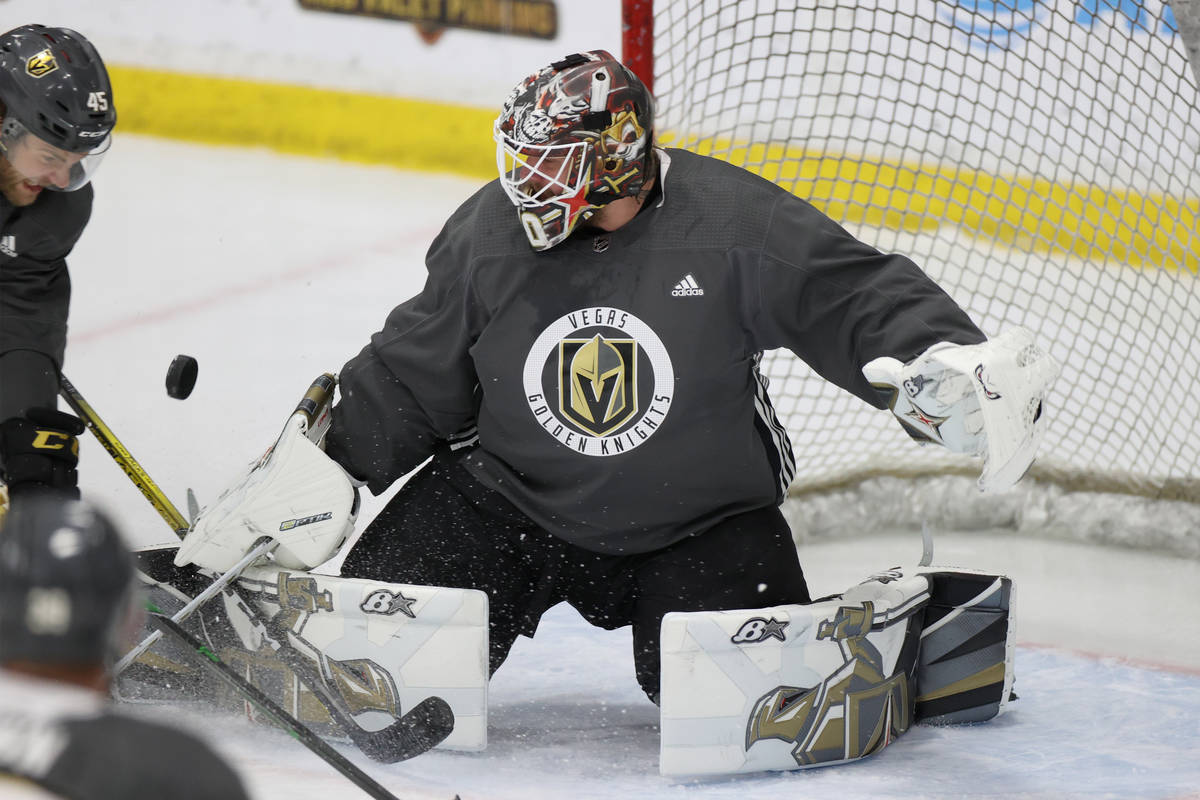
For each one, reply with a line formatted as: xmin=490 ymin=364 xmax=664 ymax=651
xmin=351 ymin=696 xmax=455 ymax=764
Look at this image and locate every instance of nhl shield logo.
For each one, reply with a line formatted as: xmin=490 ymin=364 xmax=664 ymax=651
xmin=524 ymin=307 xmax=674 ymax=457
xmin=25 ymin=49 xmax=58 ymax=78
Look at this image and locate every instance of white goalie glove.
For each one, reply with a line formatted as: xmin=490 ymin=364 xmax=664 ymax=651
xmin=862 ymin=326 xmax=1060 ymax=492
xmin=174 ymin=374 xmax=358 ymax=572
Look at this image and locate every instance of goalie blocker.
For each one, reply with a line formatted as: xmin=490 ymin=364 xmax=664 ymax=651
xmin=659 ymin=567 xmax=1014 ymax=776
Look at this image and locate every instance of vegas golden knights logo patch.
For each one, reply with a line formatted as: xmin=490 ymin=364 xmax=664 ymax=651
xmin=524 ymin=307 xmax=674 ymax=456
xmin=25 ymin=49 xmax=58 ymax=78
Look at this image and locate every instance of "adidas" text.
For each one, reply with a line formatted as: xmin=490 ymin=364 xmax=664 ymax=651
xmin=671 ymin=273 xmax=705 ymax=297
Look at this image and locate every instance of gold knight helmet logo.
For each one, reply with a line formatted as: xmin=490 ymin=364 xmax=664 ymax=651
xmin=25 ymin=48 xmax=58 ymax=78
xmin=562 ymin=334 xmax=637 ymax=436
xmin=745 ymin=602 xmax=915 ymax=766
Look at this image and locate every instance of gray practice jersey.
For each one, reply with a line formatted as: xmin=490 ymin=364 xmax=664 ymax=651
xmin=0 ymin=185 xmax=93 ymax=420
xmin=0 ymin=185 xmax=92 ymax=366
xmin=0 ymin=671 xmax=249 ymax=800
xmin=328 ymin=148 xmax=985 ymax=554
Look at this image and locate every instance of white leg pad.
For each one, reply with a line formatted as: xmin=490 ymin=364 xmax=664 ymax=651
xmin=234 ymin=567 xmax=489 ymax=750
xmin=659 ymin=570 xmax=931 ymax=776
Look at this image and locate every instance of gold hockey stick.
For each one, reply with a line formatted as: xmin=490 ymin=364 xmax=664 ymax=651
xmin=58 ymin=374 xmax=190 ymax=536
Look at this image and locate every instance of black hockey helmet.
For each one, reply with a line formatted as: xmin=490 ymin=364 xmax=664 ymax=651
xmin=0 ymin=495 xmax=138 ymax=666
xmin=0 ymin=24 xmax=115 ymax=190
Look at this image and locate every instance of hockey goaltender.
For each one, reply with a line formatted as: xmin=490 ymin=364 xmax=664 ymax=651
xmin=134 ymin=50 xmax=1059 ymax=778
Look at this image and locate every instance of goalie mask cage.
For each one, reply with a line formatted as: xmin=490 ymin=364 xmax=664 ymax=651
xmin=622 ymin=0 xmax=1200 ymax=553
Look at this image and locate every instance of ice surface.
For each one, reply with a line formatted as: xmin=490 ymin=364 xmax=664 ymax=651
xmin=69 ymin=136 xmax=1200 ymax=799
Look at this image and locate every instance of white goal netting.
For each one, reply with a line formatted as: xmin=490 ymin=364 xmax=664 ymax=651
xmin=646 ymin=0 xmax=1200 ymax=552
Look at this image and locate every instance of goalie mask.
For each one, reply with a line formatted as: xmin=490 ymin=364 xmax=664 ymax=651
xmin=0 ymin=24 xmax=116 ymax=192
xmin=494 ymin=50 xmax=655 ymax=251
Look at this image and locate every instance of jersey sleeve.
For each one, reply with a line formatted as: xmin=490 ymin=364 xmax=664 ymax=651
xmin=748 ymin=191 xmax=986 ymax=409
xmin=0 ymin=186 xmax=93 ymax=365
xmin=326 ymin=210 xmax=485 ymax=494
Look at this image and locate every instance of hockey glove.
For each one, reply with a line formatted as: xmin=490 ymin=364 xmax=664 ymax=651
xmin=0 ymin=407 xmax=87 ymax=499
xmin=862 ymin=326 xmax=1060 ymax=492
xmin=175 ymin=391 xmax=357 ymax=573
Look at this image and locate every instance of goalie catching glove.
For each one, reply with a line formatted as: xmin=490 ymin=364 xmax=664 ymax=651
xmin=862 ymin=326 xmax=1059 ymax=492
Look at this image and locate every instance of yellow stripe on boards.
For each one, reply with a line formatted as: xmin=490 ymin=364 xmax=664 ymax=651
xmin=107 ymin=65 xmax=498 ymax=179
xmin=668 ymin=136 xmax=1200 ymax=273
xmin=108 ymin=65 xmax=1199 ymax=272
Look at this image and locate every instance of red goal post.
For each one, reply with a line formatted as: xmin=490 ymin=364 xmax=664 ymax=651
xmin=620 ymin=0 xmax=1200 ymax=546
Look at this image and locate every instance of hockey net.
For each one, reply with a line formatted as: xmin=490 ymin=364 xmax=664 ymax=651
xmin=626 ymin=0 xmax=1200 ymax=554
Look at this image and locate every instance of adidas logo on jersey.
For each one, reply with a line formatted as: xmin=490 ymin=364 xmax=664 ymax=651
xmin=0 ymin=235 xmax=16 ymax=258
xmin=671 ymin=273 xmax=704 ymax=297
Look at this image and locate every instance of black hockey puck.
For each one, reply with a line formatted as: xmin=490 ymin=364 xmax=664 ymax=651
xmin=165 ymin=354 xmax=199 ymax=400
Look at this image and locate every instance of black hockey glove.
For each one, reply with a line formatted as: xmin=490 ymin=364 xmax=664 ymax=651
xmin=0 ymin=408 xmax=87 ymax=499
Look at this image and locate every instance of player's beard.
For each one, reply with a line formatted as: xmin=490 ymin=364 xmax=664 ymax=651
xmin=0 ymin=156 xmax=44 ymax=207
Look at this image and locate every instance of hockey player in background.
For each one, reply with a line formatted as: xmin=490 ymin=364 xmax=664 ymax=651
xmin=324 ymin=50 xmax=1057 ymax=703
xmin=0 ymin=25 xmax=116 ymax=506
xmin=0 ymin=495 xmax=251 ymax=799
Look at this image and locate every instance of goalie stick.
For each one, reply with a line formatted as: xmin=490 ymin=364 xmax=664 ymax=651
xmin=149 ymin=613 xmax=410 ymax=800
xmin=222 ymin=580 xmax=455 ymax=764
xmin=63 ymin=372 xmax=455 ymax=763
xmin=130 ymin=559 xmax=456 ymax=763
xmin=113 ymin=535 xmax=277 ymax=675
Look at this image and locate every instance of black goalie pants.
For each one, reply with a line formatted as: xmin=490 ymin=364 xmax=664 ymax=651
xmin=340 ymin=448 xmax=811 ymax=702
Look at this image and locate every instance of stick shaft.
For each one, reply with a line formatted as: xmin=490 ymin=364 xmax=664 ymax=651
xmin=59 ymin=375 xmax=190 ymax=535
xmin=150 ymin=614 xmax=402 ymax=800
xmin=114 ymin=536 xmax=276 ymax=674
